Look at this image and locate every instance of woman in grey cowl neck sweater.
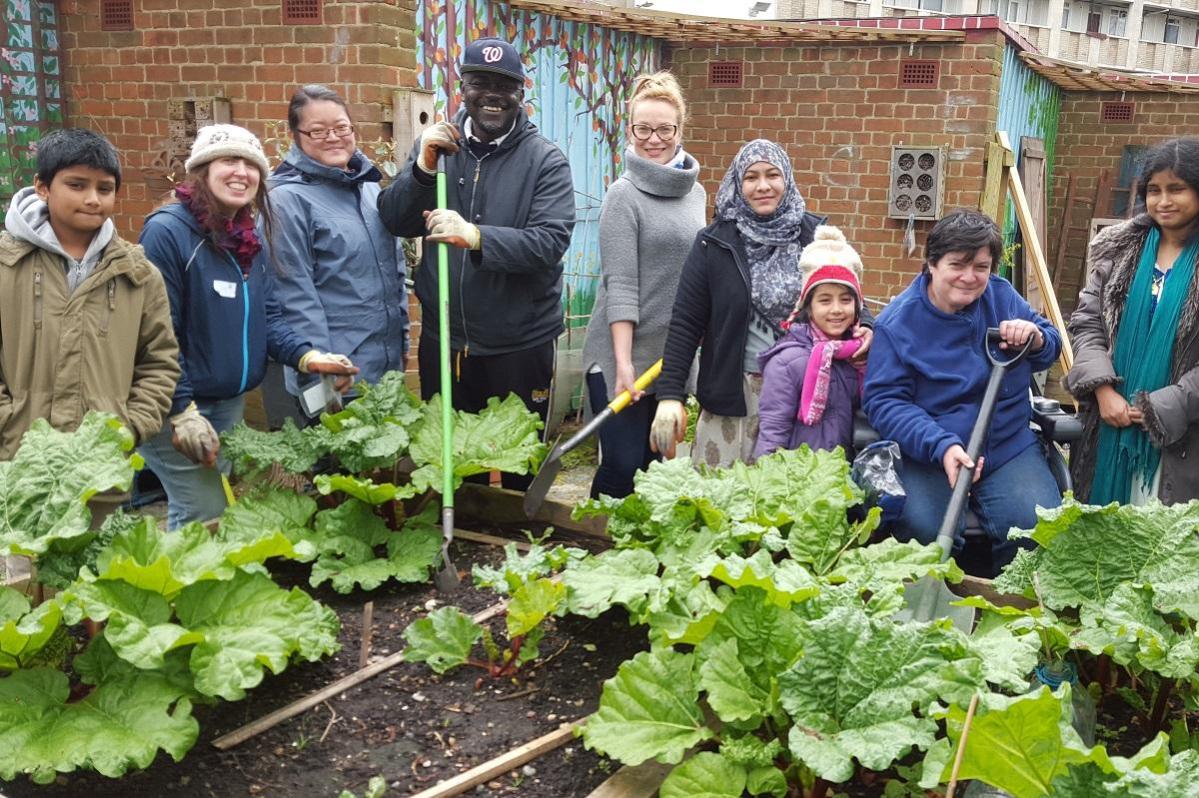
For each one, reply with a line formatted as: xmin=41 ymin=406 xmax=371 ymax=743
xmin=580 ymin=72 xmax=706 ymax=498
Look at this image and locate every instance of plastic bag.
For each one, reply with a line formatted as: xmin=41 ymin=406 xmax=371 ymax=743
xmin=851 ymin=440 xmax=906 ymax=523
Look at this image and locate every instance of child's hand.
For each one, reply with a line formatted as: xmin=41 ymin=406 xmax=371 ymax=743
xmin=850 ymin=325 xmax=873 ymax=365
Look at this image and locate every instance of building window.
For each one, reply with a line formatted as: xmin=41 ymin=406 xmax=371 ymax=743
xmin=1165 ymin=15 xmax=1181 ymax=44
xmin=1087 ymin=10 xmax=1101 ymax=33
xmin=1108 ymin=8 xmax=1127 ymax=37
xmin=1061 ymin=1 xmax=1071 ymax=29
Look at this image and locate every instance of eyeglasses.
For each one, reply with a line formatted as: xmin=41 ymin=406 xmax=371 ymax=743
xmin=296 ymin=124 xmax=355 ymax=140
xmin=630 ymin=123 xmax=678 ymax=142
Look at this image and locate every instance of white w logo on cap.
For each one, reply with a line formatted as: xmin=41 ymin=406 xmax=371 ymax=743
xmin=481 ymin=46 xmax=503 ymax=63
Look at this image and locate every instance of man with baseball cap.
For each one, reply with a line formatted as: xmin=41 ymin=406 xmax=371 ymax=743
xmin=378 ymin=36 xmax=575 ymax=490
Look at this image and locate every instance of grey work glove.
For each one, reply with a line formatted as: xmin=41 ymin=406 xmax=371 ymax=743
xmin=170 ymin=402 xmax=219 ymax=468
xmin=417 ymin=121 xmax=460 ymax=174
xmin=649 ymin=399 xmax=688 ymax=459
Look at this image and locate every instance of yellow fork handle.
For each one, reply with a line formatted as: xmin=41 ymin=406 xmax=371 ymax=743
xmin=608 ymin=359 xmax=663 ymax=414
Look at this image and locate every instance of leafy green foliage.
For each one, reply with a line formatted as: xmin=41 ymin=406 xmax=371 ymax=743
xmin=314 ymin=371 xmax=423 ymax=474
xmin=220 ymin=418 xmax=322 ymax=477
xmin=0 ymin=588 xmax=63 ymax=671
xmin=307 ymin=500 xmax=442 ymax=593
xmin=401 ymin=606 xmax=482 ymax=674
xmin=0 ymin=413 xmax=139 ymax=557
xmin=314 ymin=473 xmax=418 ymax=505
xmin=0 ymin=665 xmax=198 ymax=784
xmin=218 ymin=485 xmax=318 ymax=557
xmin=409 ymin=393 xmax=547 ymax=493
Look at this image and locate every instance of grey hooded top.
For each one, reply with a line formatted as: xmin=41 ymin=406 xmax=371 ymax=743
xmin=5 ymin=186 xmax=115 ymax=294
xmin=581 ymin=146 xmax=706 ymax=400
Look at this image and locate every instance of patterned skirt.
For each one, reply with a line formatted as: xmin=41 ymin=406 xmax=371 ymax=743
xmin=691 ymin=373 xmax=763 ymax=469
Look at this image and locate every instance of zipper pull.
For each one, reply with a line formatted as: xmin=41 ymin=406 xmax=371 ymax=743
xmin=474 ymin=161 xmax=481 ymax=184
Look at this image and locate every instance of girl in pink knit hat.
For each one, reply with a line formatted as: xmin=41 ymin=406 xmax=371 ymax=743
xmin=753 ymin=224 xmax=867 ymax=460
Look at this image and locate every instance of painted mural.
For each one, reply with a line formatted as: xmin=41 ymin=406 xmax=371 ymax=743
xmin=0 ymin=0 xmax=62 ymax=205
xmin=997 ymin=44 xmax=1062 ymax=246
xmin=416 ymin=0 xmax=663 ymax=327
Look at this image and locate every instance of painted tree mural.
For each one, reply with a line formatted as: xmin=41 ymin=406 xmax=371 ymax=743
xmin=0 ymin=0 xmax=62 ymax=204
xmin=417 ymin=0 xmax=662 ymax=322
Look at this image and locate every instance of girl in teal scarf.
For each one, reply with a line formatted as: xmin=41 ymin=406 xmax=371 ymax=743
xmin=1090 ymin=140 xmax=1199 ymax=505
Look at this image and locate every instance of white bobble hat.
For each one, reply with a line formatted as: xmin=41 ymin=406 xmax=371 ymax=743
xmin=798 ymin=225 xmax=865 ymax=306
xmin=185 ymin=124 xmax=270 ymax=177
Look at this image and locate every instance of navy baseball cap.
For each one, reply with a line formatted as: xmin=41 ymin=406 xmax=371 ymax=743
xmin=460 ymin=37 xmax=524 ymax=83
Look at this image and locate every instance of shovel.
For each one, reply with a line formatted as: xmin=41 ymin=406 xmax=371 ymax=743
xmin=433 ymin=156 xmax=460 ymax=591
xmin=523 ymin=359 xmax=663 ymax=518
xmin=896 ymin=328 xmax=1035 ymax=630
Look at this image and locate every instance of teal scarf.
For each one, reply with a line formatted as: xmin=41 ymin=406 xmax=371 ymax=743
xmin=1091 ymin=226 xmax=1199 ymax=504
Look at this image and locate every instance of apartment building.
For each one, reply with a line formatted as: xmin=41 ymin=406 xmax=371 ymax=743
xmin=779 ymin=0 xmax=1199 ymax=72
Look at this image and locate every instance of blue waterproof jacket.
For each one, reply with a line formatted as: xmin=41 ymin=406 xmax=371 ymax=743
xmin=863 ymin=272 xmax=1061 ymax=473
xmin=140 ymin=203 xmax=311 ymax=415
xmin=267 ymin=147 xmax=408 ymax=394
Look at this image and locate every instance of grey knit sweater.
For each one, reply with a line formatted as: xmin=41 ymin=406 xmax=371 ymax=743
xmin=581 ymin=146 xmax=707 ymax=401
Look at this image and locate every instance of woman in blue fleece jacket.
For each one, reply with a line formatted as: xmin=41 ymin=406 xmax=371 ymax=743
xmin=863 ymin=209 xmax=1061 ymax=576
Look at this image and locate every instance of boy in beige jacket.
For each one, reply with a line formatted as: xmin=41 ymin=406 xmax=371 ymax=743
xmin=0 ymin=128 xmax=179 ymax=459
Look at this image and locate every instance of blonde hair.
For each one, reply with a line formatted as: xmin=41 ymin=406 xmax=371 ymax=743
xmin=628 ymin=71 xmax=687 ymax=130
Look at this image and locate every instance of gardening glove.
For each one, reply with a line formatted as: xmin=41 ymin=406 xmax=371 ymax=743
xmin=416 ymin=121 xmax=460 ymax=174
xmin=298 ymin=350 xmax=359 ymax=393
xmin=649 ymin=399 xmax=688 ymax=459
xmin=171 ymin=402 xmax=219 ymax=468
xmin=424 ymin=208 xmax=481 ymax=250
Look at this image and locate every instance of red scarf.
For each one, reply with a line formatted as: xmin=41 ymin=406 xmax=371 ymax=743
xmin=175 ymin=183 xmax=261 ymax=278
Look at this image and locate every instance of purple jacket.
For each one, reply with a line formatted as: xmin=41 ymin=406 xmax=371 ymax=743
xmin=753 ymin=322 xmax=861 ymax=459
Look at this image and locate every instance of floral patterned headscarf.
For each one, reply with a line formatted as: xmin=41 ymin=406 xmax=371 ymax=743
xmin=715 ymin=139 xmax=808 ymax=335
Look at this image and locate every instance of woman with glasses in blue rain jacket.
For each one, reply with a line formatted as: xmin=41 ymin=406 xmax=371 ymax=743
xmin=267 ymin=84 xmax=409 ymax=417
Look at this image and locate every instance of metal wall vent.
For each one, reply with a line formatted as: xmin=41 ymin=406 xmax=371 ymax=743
xmin=282 ymin=0 xmax=323 ymax=25
xmin=100 ymin=0 xmax=134 ymax=31
xmin=900 ymin=60 xmax=939 ymax=88
xmin=1100 ymin=101 xmax=1135 ymax=123
xmin=708 ymin=61 xmax=744 ymax=88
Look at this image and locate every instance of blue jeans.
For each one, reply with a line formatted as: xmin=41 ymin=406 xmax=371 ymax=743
xmin=586 ymin=371 xmax=660 ymax=500
xmin=139 ymin=395 xmax=246 ymax=530
xmin=892 ymin=442 xmax=1060 ymax=576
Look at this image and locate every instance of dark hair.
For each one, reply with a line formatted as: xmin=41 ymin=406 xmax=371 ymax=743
xmin=784 ymin=285 xmax=861 ymax=336
xmin=35 ymin=128 xmax=122 ymax=189
xmin=178 ymin=161 xmax=277 ymax=266
xmin=923 ymin=209 xmax=1002 ymax=273
xmin=1135 ymin=138 xmax=1199 ymax=208
xmin=287 ymin=84 xmax=352 ymax=133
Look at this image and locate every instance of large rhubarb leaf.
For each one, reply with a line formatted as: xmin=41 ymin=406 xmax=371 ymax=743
xmin=693 ymin=587 xmax=806 ymax=702
xmin=698 ymin=636 xmax=771 ymax=723
xmin=659 ymin=752 xmax=747 ymax=798
xmin=0 ymin=666 xmax=197 ymax=784
xmin=0 ymin=413 xmax=139 ymax=556
xmin=314 ymin=372 xmax=424 ymax=474
xmin=92 ymin=515 xmax=301 ymax=599
xmin=63 ymin=579 xmax=199 ymax=670
xmin=218 ymin=485 xmax=318 ymax=559
xmin=998 ymin=499 xmax=1199 ymax=618
xmin=220 ymin=418 xmax=322 ymax=476
xmin=703 ymin=549 xmax=820 ymax=608
xmin=307 ymin=499 xmax=441 ymax=593
xmin=314 ymin=473 xmax=418 ymax=505
xmin=921 ymin=686 xmax=1114 ymax=797
xmin=778 ymin=606 xmax=982 ymax=782
xmin=409 ymin=393 xmax=546 ymax=493
xmin=1074 ymin=582 xmax=1199 ymax=679
xmin=0 ymin=588 xmax=62 ymax=671
xmin=473 ymin=541 xmax=582 ymax=596
xmin=174 ymin=570 xmax=340 ymax=700
xmin=35 ymin=508 xmax=137 ymax=590
xmin=564 ymin=548 xmax=662 ymax=618
xmin=402 ymin=606 xmax=482 ymax=674
xmin=506 ymin=577 xmax=566 ymax=638
xmin=583 ymin=648 xmax=714 ymax=766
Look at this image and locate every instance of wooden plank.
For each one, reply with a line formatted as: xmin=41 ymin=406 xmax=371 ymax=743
xmin=1051 ymin=173 xmax=1080 ymax=294
xmin=999 ymin=132 xmax=1074 ymax=375
xmin=950 ymin=574 xmax=1035 ymax=610
xmin=585 ymin=762 xmax=673 ymax=798
xmin=358 ymin=601 xmax=374 ymax=670
xmin=979 ymin=141 xmax=1006 ymax=222
xmin=456 ymin=483 xmax=607 ymax=540
xmin=1019 ymin=136 xmax=1049 ymax=316
xmin=408 ymin=721 xmax=582 ymax=798
xmin=212 ymin=596 xmax=513 ymax=750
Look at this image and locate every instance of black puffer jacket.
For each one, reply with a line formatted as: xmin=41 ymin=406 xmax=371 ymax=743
xmin=378 ymin=109 xmax=575 ymax=356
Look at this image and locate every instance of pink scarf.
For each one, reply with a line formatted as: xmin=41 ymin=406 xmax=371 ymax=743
xmin=799 ymin=324 xmax=866 ymax=425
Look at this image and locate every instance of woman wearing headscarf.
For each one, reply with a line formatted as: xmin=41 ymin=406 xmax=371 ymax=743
xmin=651 ymin=139 xmax=871 ymax=467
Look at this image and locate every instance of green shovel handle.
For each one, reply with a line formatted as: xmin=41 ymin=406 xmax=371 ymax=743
xmin=436 ymin=161 xmax=454 ymax=509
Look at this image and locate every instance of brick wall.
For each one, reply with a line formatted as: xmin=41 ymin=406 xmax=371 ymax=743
xmin=1049 ymin=92 xmax=1199 ymax=314
xmin=671 ymin=31 xmax=1005 ymax=301
xmin=59 ymin=0 xmax=418 ymax=238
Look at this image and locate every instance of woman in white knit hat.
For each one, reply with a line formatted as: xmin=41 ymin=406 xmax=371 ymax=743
xmin=138 ymin=123 xmax=357 ymax=529
xmin=753 ymin=225 xmax=867 ymax=460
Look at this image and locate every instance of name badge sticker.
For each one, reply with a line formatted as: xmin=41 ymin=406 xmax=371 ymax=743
xmin=213 ymin=280 xmax=238 ymax=299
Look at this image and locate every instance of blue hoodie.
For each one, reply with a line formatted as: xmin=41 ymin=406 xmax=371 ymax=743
xmin=267 ymin=147 xmax=408 ymax=397
xmin=139 ymin=203 xmax=312 ymax=415
xmin=863 ymin=272 xmax=1060 ymax=473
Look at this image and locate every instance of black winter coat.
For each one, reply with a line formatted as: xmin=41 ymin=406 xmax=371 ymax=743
xmin=377 ymin=109 xmax=575 ymax=356
xmin=658 ymin=214 xmax=828 ymax=416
